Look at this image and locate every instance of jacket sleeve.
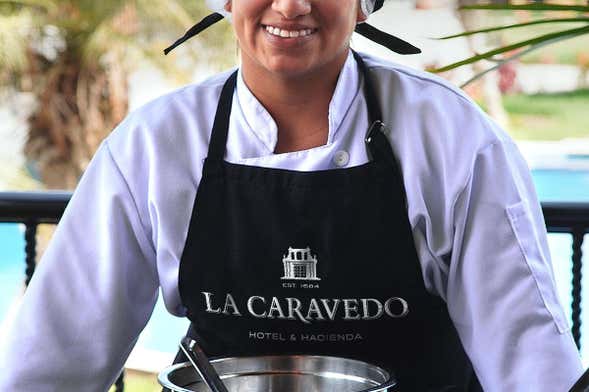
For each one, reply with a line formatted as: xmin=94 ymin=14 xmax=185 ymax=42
xmin=446 ymin=138 xmax=583 ymax=391
xmin=0 ymin=142 xmax=159 ymax=392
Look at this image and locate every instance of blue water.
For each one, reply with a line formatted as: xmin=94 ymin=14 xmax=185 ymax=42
xmin=0 ymin=224 xmax=25 ymax=324
xmin=533 ymin=169 xmax=589 ymax=202
xmin=1 ymin=169 xmax=589 ymax=357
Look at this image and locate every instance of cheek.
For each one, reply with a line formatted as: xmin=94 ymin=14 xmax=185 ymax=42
xmin=231 ymin=15 xmax=258 ymax=47
xmin=231 ymin=0 xmax=268 ymax=20
xmin=319 ymin=2 xmax=359 ymax=40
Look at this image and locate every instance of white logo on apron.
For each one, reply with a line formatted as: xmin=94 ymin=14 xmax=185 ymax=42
xmin=281 ymin=247 xmax=321 ymax=281
xmin=202 ymin=292 xmax=410 ymax=323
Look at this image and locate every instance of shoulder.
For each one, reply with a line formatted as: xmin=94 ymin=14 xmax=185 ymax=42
xmin=360 ymin=52 xmax=473 ymax=104
xmin=86 ymin=70 xmax=238 ymax=243
xmin=357 ymin=52 xmax=514 ymax=182
xmin=99 ymin=68 xmax=236 ymax=207
xmin=356 ymin=53 xmax=523 ymax=230
xmin=104 ymin=69 xmax=236 ymax=169
xmin=110 ymin=69 xmax=235 ymax=144
xmin=358 ymin=51 xmax=510 ymax=148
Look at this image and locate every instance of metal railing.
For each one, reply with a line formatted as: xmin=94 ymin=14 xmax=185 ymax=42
xmin=1 ymin=192 xmax=588 ymax=390
xmin=0 ymin=192 xmax=125 ymax=391
xmin=542 ymin=202 xmax=589 ymax=348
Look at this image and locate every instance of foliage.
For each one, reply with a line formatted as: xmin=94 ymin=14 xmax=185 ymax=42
xmin=0 ymin=0 xmax=234 ymax=78
xmin=431 ymin=1 xmax=589 ymax=86
xmin=502 ymin=88 xmax=589 ymax=140
xmin=0 ymin=0 xmax=235 ymax=188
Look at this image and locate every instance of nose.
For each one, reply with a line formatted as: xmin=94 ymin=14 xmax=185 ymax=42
xmin=272 ymin=0 xmax=311 ymax=19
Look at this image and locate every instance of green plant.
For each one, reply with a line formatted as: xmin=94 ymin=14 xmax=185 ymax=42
xmin=502 ymin=88 xmax=589 ymax=140
xmin=0 ymin=0 xmax=235 ymax=188
xmin=432 ymin=2 xmax=589 ymax=86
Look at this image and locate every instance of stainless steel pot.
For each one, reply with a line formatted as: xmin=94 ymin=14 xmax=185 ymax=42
xmin=158 ymin=355 xmax=398 ymax=391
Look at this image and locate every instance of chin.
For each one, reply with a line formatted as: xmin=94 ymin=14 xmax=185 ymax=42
xmin=264 ymin=57 xmax=321 ymax=79
xmin=269 ymin=65 xmax=314 ymax=78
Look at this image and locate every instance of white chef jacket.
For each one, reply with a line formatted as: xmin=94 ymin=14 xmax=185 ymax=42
xmin=0 ymin=51 xmax=583 ymax=391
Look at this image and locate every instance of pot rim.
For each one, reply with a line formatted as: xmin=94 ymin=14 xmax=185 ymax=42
xmin=158 ymin=354 xmax=397 ymax=392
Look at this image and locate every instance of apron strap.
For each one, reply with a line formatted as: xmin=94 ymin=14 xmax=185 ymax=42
xmin=354 ymin=51 xmax=408 ymax=208
xmin=207 ymin=70 xmax=238 ymax=161
xmin=207 ymin=52 xmax=388 ymax=162
xmin=352 ymin=51 xmax=383 ymax=125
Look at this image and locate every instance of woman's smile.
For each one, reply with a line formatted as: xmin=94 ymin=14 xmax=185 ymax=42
xmin=261 ymin=23 xmax=318 ymax=49
xmin=262 ymin=24 xmax=317 ymax=39
xmin=227 ymin=0 xmax=364 ymax=78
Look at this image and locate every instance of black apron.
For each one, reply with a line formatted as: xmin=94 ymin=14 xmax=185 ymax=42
xmin=173 ymin=52 xmax=482 ymax=392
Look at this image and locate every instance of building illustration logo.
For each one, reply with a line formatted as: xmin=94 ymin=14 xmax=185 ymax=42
xmin=281 ymin=247 xmax=321 ymax=281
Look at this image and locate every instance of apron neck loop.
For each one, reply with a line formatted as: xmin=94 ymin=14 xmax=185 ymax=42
xmin=352 ymin=51 xmax=383 ymax=125
xmin=207 ymin=51 xmax=385 ymax=161
xmin=207 ymin=71 xmax=238 ymax=160
xmin=353 ymin=51 xmax=402 ymax=179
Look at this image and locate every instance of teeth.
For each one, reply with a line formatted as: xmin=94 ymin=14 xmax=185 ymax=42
xmin=265 ymin=25 xmax=314 ymax=38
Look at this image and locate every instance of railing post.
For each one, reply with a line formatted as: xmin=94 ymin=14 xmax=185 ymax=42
xmin=24 ymin=221 xmax=38 ymax=287
xmin=571 ymin=227 xmax=585 ymax=349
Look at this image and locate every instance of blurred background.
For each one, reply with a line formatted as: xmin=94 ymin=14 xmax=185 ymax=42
xmin=0 ymin=0 xmax=588 ymax=390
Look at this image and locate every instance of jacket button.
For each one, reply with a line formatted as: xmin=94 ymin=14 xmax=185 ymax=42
xmin=333 ymin=150 xmax=350 ymax=167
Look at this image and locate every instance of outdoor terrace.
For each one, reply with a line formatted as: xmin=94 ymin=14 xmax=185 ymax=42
xmin=0 ymin=192 xmax=588 ymax=390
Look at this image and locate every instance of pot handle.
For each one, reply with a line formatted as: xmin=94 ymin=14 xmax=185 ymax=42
xmin=179 ymin=336 xmax=229 ymax=392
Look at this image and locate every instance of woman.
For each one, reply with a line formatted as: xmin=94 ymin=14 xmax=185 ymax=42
xmin=0 ymin=0 xmax=583 ymax=391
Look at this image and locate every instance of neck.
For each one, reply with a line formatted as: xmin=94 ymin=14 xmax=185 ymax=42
xmin=241 ymin=50 xmax=349 ymax=153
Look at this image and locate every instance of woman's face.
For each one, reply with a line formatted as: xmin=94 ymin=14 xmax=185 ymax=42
xmin=226 ymin=0 xmax=366 ymax=79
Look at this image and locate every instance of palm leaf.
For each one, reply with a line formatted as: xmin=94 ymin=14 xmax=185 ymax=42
xmin=137 ymin=0 xmax=195 ymax=29
xmin=437 ymin=17 xmax=589 ymax=39
xmin=0 ymin=0 xmax=57 ymax=11
xmin=0 ymin=10 xmax=33 ymax=73
xmin=432 ymin=25 xmax=589 ymax=73
xmin=458 ymin=33 xmax=580 ymax=87
xmin=460 ymin=3 xmax=589 ymax=12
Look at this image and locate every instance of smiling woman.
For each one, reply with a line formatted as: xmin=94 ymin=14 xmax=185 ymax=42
xmin=228 ymin=0 xmax=363 ymax=79
xmin=0 ymin=1 xmax=584 ymax=391
xmin=227 ymin=0 xmax=366 ymax=153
